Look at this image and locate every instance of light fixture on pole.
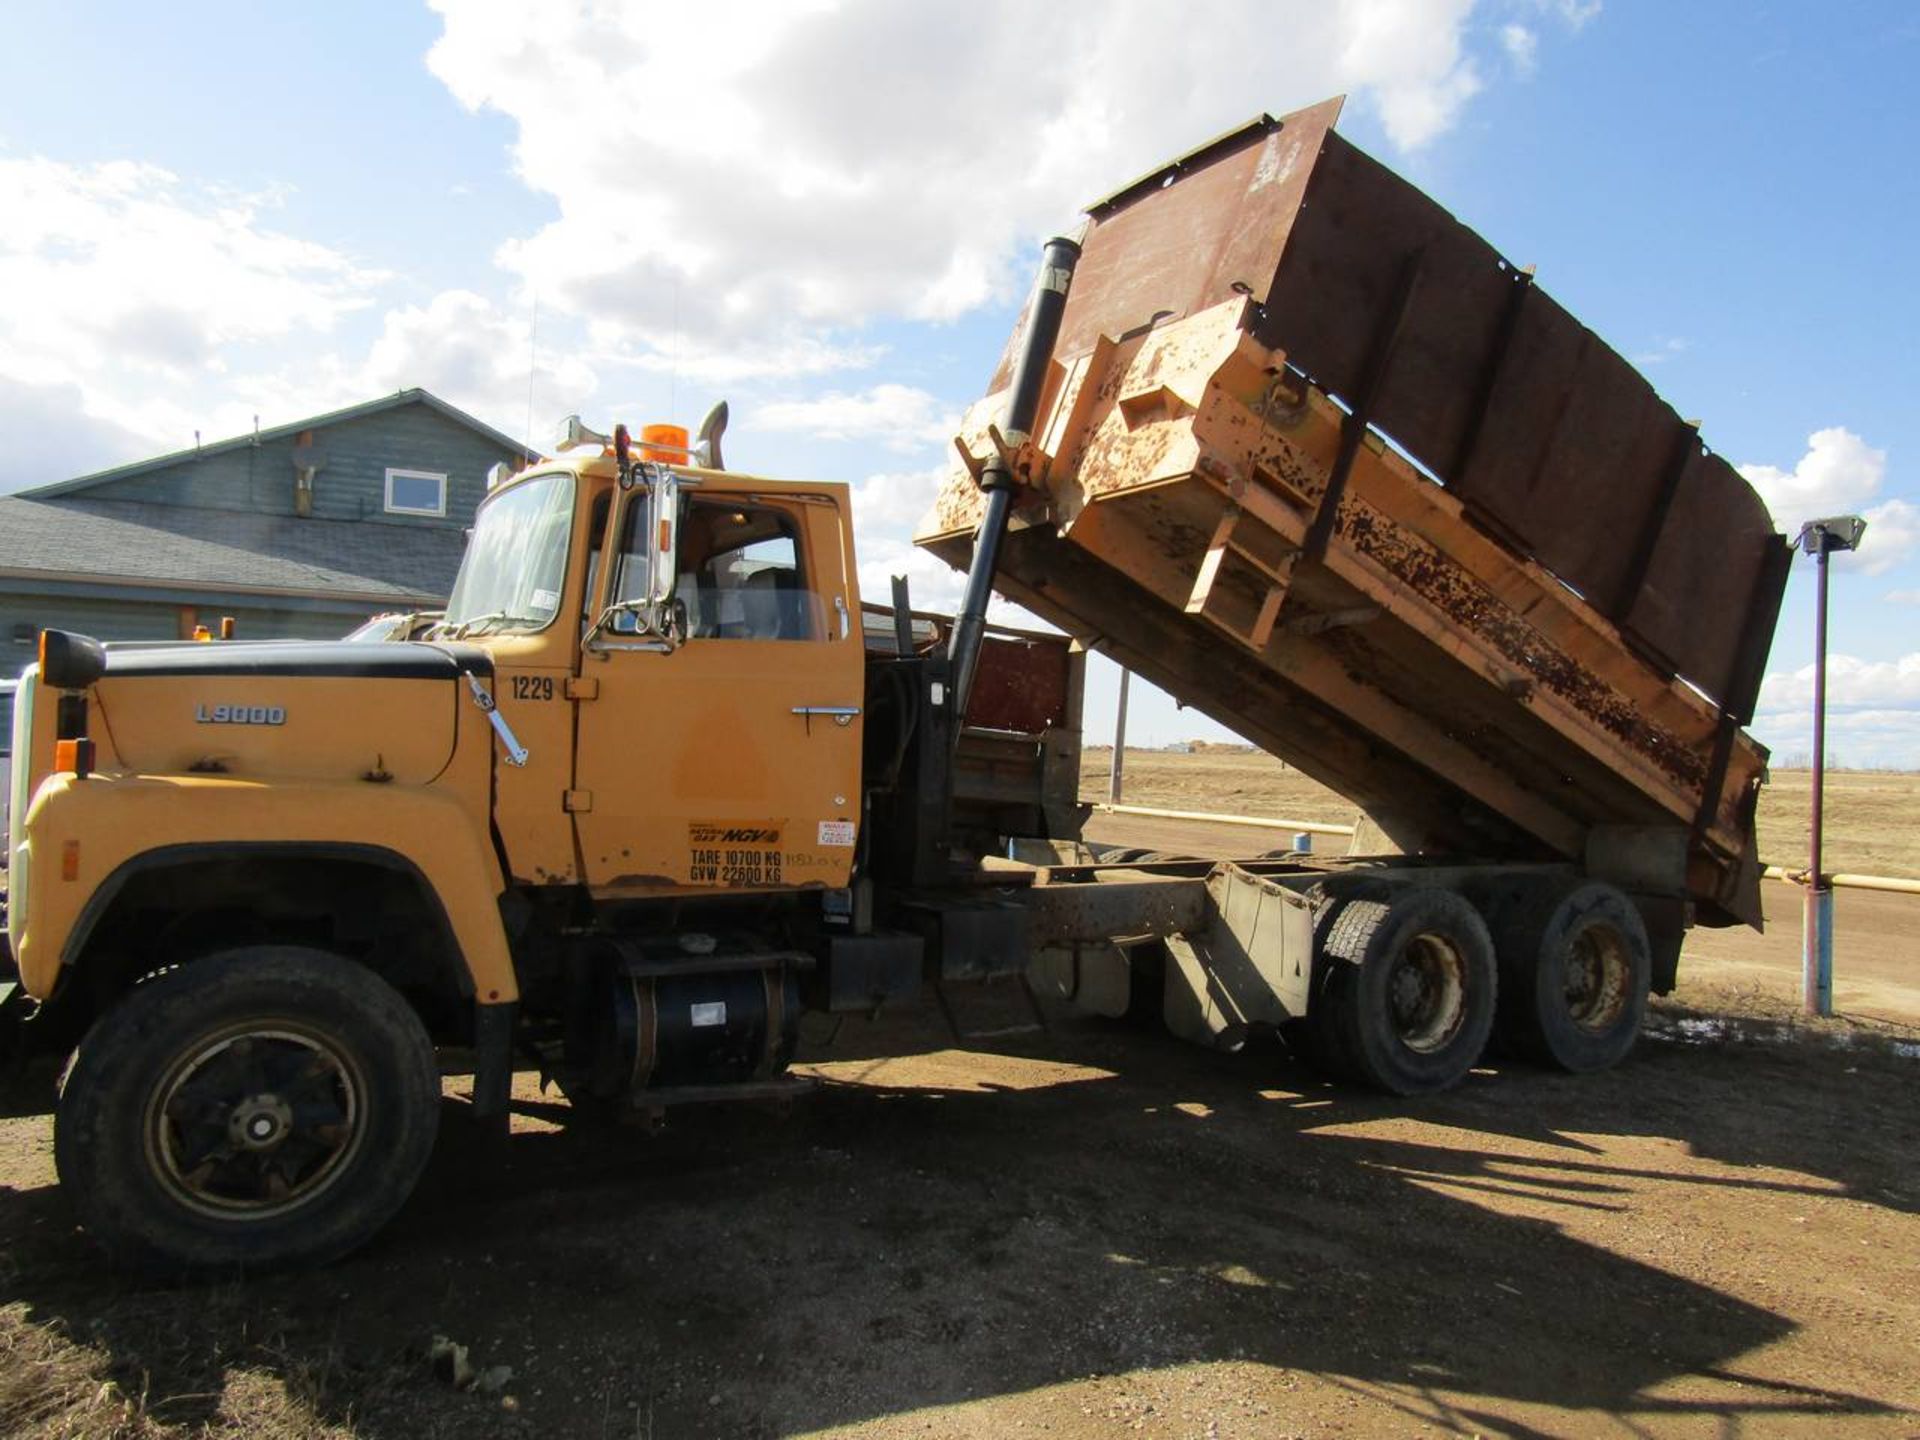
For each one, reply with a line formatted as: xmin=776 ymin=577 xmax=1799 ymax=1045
xmin=1793 ymin=513 xmax=1866 ymax=1017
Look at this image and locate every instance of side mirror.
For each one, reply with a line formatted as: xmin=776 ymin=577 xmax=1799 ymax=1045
xmin=644 ymin=469 xmax=680 ymax=609
xmin=40 ymin=629 xmax=107 ymax=690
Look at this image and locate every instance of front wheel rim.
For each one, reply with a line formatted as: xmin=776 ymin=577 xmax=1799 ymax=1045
xmin=144 ymin=1023 xmax=366 ymax=1221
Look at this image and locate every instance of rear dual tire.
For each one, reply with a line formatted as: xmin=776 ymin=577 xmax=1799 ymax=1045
xmin=1489 ymin=881 xmax=1650 ymax=1073
xmin=1289 ymin=886 xmax=1498 ymax=1095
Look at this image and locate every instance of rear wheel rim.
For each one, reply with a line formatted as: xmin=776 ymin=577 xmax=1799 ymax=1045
xmin=145 ymin=1024 xmax=365 ymax=1221
xmin=1563 ymin=927 xmax=1632 ymax=1034
xmin=1388 ymin=934 xmax=1469 ymax=1054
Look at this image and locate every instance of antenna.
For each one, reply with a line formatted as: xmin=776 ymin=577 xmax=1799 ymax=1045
xmin=524 ymin=293 xmax=538 ymax=452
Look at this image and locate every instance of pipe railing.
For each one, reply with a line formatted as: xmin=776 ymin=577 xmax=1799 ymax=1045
xmin=1086 ymin=799 xmax=1920 ymax=896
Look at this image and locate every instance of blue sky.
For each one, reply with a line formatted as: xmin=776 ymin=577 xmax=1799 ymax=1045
xmin=1 ymin=1 xmax=1915 ymax=764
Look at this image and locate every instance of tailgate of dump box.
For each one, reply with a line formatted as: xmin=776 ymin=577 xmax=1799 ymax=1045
xmin=916 ymin=98 xmax=1787 ymax=928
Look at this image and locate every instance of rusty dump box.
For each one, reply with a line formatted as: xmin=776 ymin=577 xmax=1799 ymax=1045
xmin=917 ymin=97 xmax=1789 ymax=929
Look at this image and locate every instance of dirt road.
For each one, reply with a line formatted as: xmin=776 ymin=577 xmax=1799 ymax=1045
xmin=3 ymin=980 xmax=1918 ymax=1438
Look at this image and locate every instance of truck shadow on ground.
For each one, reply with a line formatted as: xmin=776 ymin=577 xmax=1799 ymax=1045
xmin=0 ymin=1002 xmax=1911 ymax=1438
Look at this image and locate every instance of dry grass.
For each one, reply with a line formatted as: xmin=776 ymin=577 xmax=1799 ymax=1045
xmin=1750 ymin=768 xmax=1920 ymax=879
xmin=0 ymin=1303 xmax=162 ymax=1440
xmin=0 ymin=1295 xmax=370 ymax=1440
xmin=1084 ymin=750 xmax=1920 ymax=879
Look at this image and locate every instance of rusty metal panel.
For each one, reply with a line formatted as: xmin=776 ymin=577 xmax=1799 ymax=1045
xmin=1261 ymin=133 xmax=1783 ymax=705
xmin=988 ymin=99 xmax=1345 ymax=396
xmin=1254 ymin=133 xmax=1519 ymax=465
xmin=964 ymin=633 xmax=1072 ymax=735
xmin=1629 ymin=452 xmax=1783 ymax=704
xmin=1022 ymin=871 xmax=1212 ymax=947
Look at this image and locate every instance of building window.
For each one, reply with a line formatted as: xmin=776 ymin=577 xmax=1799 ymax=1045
xmin=11 ymin=623 xmax=35 ymax=646
xmin=384 ymin=468 xmax=448 ymax=517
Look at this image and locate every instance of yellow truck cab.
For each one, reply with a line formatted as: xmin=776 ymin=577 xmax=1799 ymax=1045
xmin=2 ymin=421 xmax=901 ymax=1271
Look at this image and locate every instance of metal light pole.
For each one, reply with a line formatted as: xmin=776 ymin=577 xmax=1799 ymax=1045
xmin=1108 ymin=667 xmax=1131 ymax=804
xmin=1795 ymin=513 xmax=1867 ymax=1017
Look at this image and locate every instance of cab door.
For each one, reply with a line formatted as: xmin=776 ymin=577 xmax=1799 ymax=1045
xmin=571 ymin=481 xmax=864 ymax=895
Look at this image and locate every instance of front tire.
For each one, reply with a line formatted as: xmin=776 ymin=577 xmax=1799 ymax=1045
xmin=55 ymin=946 xmax=441 ymax=1273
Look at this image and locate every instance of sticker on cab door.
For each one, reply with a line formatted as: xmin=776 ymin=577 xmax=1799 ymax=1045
xmin=688 ymin=821 xmax=785 ymax=885
xmin=818 ymin=820 xmax=856 ymax=847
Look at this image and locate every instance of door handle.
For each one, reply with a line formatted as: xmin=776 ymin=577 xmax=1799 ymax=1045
xmin=792 ymin=705 xmax=860 ymax=728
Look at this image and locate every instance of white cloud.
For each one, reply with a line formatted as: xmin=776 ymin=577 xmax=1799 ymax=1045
xmin=0 ymin=377 xmax=149 ymax=493
xmin=1500 ymin=23 xmax=1539 ymax=74
xmin=851 ymin=463 xmax=950 ymax=533
xmin=1757 ymin=653 xmax=1920 ymax=714
xmin=1631 ymin=335 xmax=1687 ymax=366
xmin=1754 ymin=654 xmax=1920 ymax=769
xmin=1546 ymin=0 xmax=1602 ymax=27
xmin=1336 ymin=1 xmax=1483 ymax=149
xmin=0 ymin=155 xmax=385 ymax=444
xmin=424 ymin=0 xmax=1494 ymax=375
xmin=856 ymin=532 xmax=969 ymax=618
xmin=0 ymin=160 xmax=385 ymax=395
xmin=752 ymin=384 xmax=956 ymax=453
xmin=1740 ymin=426 xmax=1885 ymax=519
xmin=1750 ymin=707 xmax=1920 ymax=772
xmin=854 ymin=531 xmax=1041 ymax=632
xmin=1885 ymin=589 xmax=1920 ymax=605
xmin=361 ymin=289 xmax=597 ymax=438
xmin=614 ymin=332 xmax=885 ymax=386
xmin=1512 ymin=0 xmax=1602 ymax=29
xmin=1739 ymin=427 xmax=1913 ymax=575
xmin=1857 ymin=498 xmax=1920 ymax=578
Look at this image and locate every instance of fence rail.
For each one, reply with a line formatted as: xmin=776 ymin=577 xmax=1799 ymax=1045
xmin=1088 ymin=801 xmax=1920 ymax=896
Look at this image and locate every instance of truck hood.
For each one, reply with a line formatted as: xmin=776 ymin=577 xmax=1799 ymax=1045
xmin=90 ymin=640 xmax=494 ymax=786
xmin=101 ymin=639 xmax=492 ymax=682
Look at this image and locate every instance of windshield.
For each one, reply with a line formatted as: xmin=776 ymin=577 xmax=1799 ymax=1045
xmin=442 ymin=471 xmax=576 ymax=635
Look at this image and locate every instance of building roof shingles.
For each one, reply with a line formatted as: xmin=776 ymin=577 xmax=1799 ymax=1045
xmin=0 ymin=496 xmax=465 ymax=602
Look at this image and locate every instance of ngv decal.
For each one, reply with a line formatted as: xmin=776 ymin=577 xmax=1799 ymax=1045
xmin=195 ymin=703 xmax=287 ymax=726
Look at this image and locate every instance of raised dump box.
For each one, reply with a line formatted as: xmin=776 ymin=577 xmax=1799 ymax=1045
xmin=918 ymin=97 xmax=1788 ymax=931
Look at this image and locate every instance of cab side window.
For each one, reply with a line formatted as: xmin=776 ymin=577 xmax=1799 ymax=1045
xmin=675 ymin=500 xmax=818 ymax=641
xmin=606 ymin=494 xmax=822 ymax=642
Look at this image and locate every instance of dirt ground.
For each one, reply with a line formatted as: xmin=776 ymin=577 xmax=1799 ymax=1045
xmin=1 ymin=761 xmax=1916 ymax=1438
xmin=2 ymin=949 xmax=1917 ymax=1436
xmin=1086 ymin=751 xmax=1920 ymax=881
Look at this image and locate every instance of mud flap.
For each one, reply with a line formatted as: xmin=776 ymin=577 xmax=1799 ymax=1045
xmin=0 ymin=981 xmax=23 ymax=1071
xmin=469 ymin=999 xmax=518 ymax=1138
xmin=1162 ymin=864 xmax=1315 ymax=1048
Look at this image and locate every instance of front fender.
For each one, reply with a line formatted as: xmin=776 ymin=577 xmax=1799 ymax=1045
xmin=11 ymin=773 xmax=514 ymax=1003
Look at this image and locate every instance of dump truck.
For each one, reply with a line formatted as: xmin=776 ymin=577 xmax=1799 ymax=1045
xmin=0 ymin=97 xmax=1787 ymax=1272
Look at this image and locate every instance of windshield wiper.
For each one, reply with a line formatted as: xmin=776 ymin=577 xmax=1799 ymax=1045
xmin=444 ymin=610 xmax=543 ymax=640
